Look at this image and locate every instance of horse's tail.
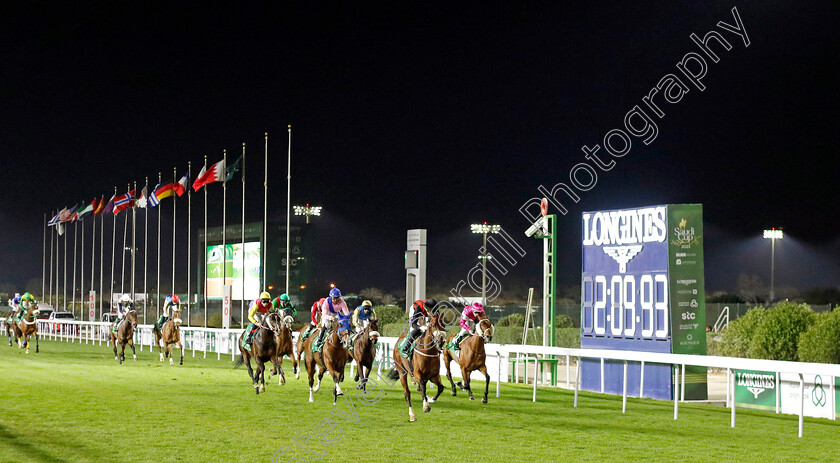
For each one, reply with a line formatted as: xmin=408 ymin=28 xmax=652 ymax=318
xmin=232 ymin=354 xmax=245 ymax=369
xmin=387 ymin=366 xmax=399 ymax=381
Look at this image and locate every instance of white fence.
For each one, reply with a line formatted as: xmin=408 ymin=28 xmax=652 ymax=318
xmin=33 ymin=320 xmax=840 ymax=437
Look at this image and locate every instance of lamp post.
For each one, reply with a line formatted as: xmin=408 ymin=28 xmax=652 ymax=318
xmin=763 ymin=228 xmax=783 ymax=302
xmin=471 ymin=223 xmax=501 ymax=308
xmin=294 ymin=204 xmax=322 ymax=224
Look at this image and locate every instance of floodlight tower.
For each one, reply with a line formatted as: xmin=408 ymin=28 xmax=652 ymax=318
xmin=763 ymin=228 xmax=783 ymax=302
xmin=471 ymin=223 xmax=501 ymax=309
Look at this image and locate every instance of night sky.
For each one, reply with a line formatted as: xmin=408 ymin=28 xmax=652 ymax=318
xmin=1 ymin=2 xmax=838 ymax=299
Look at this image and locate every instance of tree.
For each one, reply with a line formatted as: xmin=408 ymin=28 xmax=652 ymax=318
xmin=736 ymin=274 xmax=765 ymax=303
xmin=357 ymin=287 xmax=385 ymax=304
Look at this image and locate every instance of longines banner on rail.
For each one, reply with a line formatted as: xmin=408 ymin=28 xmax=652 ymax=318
xmin=580 ymin=204 xmax=708 ymax=400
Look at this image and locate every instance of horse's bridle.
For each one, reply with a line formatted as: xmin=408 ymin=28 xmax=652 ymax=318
xmin=413 ymin=315 xmax=446 ymax=357
xmin=477 ymin=317 xmax=494 ymax=341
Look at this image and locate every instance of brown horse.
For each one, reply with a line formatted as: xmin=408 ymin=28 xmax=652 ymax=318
xmin=153 ymin=307 xmax=184 ymax=365
xmin=388 ymin=314 xmax=447 ymax=422
xmin=350 ymin=319 xmax=379 ymax=389
xmin=270 ymin=314 xmax=298 ymax=385
xmin=302 ymin=319 xmax=351 ymax=404
xmin=296 ymin=311 xmax=320 ymax=366
xmin=110 ymin=309 xmax=138 ymax=364
xmin=234 ymin=313 xmax=281 ymax=394
xmin=10 ymin=303 xmax=40 ymax=354
xmin=443 ymin=316 xmax=495 ymax=403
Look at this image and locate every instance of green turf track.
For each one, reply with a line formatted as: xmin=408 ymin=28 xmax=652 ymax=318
xmin=1 ymin=340 xmax=839 ymax=463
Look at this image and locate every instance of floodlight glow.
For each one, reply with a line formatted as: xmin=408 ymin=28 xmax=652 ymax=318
xmin=471 ymin=223 xmax=501 ymax=234
xmin=763 ymin=229 xmax=783 ymax=239
xmin=294 ymin=205 xmax=322 ymax=216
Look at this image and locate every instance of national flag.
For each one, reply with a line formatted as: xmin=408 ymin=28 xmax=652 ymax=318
xmin=192 ymin=158 xmax=225 ymax=191
xmin=47 ymin=210 xmax=61 ymax=226
xmin=93 ymin=196 xmax=106 ymax=216
xmin=59 ymin=205 xmax=78 ymax=223
xmin=136 ymin=184 xmax=149 ymax=209
xmin=149 ymin=182 xmax=177 ymax=208
xmin=224 ymin=156 xmax=242 ymax=182
xmin=174 ymin=172 xmax=190 ymax=197
xmin=58 ymin=223 xmax=65 ymax=236
xmin=76 ymin=200 xmax=95 ymax=219
xmin=113 ymin=189 xmax=136 ymax=215
xmin=102 ymin=194 xmax=117 ymax=215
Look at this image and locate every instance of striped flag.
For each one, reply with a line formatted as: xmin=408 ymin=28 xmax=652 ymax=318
xmin=192 ymin=158 xmax=225 ymax=191
xmin=113 ymin=190 xmax=136 ymax=215
xmin=59 ymin=205 xmax=78 ymax=223
xmin=76 ymin=199 xmax=96 ymax=219
xmin=136 ymin=183 xmax=149 ymax=208
xmin=174 ymin=171 xmax=190 ymax=197
xmin=47 ymin=210 xmax=61 ymax=226
xmin=93 ymin=196 xmax=105 ymax=216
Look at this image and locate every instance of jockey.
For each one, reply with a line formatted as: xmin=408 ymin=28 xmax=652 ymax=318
xmin=400 ymin=298 xmax=438 ymax=357
xmin=300 ymin=297 xmax=325 ymax=341
xmin=352 ymin=300 xmax=377 ymax=333
xmin=156 ymin=294 xmax=181 ymax=330
xmin=14 ymin=293 xmax=36 ymax=323
xmin=272 ymin=293 xmax=297 ymax=319
xmin=450 ymin=302 xmax=486 ymax=350
xmin=8 ymin=294 xmax=22 ymax=322
xmin=313 ymin=288 xmax=350 ymax=351
xmin=242 ymin=291 xmax=272 ymax=352
xmin=114 ymin=294 xmax=133 ymax=327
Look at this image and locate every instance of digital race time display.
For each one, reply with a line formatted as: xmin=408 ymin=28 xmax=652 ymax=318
xmin=580 ymin=204 xmax=708 ymax=400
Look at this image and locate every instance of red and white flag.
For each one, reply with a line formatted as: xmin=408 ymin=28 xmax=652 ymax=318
xmin=192 ymin=158 xmax=225 ymax=191
xmin=174 ymin=172 xmax=190 ymax=197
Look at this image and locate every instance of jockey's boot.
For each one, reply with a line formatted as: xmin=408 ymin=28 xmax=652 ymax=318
xmin=450 ymin=332 xmax=467 ymax=351
xmin=241 ymin=328 xmax=254 ymax=352
xmin=313 ymin=328 xmax=327 ymax=352
xmin=400 ymin=332 xmax=417 ymax=358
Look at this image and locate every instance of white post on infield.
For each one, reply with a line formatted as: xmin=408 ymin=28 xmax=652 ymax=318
xmin=622 ymin=361 xmax=628 ymax=413
xmin=673 ymin=364 xmax=679 ymax=420
xmin=731 ymin=368 xmax=736 ymax=427
xmin=798 ymin=374 xmax=804 ymax=437
xmin=574 ymin=357 xmax=580 ymax=408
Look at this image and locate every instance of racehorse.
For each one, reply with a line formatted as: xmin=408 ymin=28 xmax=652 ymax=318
xmin=153 ymin=306 xmax=184 ymax=365
xmin=270 ymin=313 xmax=298 ymax=385
xmin=110 ymin=309 xmax=138 ymax=364
xmin=302 ymin=318 xmax=351 ymax=404
xmin=234 ymin=312 xmax=281 ymax=394
xmin=295 ymin=311 xmax=320 ymax=366
xmin=350 ymin=319 xmax=380 ymax=390
xmin=388 ymin=314 xmax=447 ymax=422
xmin=443 ymin=316 xmax=495 ymax=403
xmin=9 ymin=303 xmax=40 ymax=354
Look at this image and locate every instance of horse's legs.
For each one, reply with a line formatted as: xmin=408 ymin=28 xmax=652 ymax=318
xmin=35 ymin=332 xmax=39 ymax=353
xmin=112 ymin=336 xmax=118 ymax=360
xmin=274 ymin=356 xmax=285 ymax=386
xmin=306 ymin=357 xmax=316 ymax=402
xmin=255 ymin=359 xmax=266 ymax=394
xmin=420 ymin=380 xmax=431 ymax=413
xmin=479 ymin=364 xmax=490 ymax=404
xmin=119 ymin=342 xmax=126 ymax=364
xmin=156 ymin=332 xmax=164 ymax=362
xmin=179 ymin=335 xmax=184 ymax=365
xmin=129 ymin=339 xmax=137 ymax=361
xmin=444 ymin=354 xmax=457 ymax=396
xmin=23 ymin=332 xmax=29 ymax=354
xmin=400 ymin=371 xmax=416 ymax=422
xmin=167 ymin=343 xmax=174 ymax=365
xmin=244 ymin=354 xmax=256 ymax=386
xmin=292 ymin=349 xmax=299 ymax=379
xmin=463 ymin=368 xmax=475 ymax=401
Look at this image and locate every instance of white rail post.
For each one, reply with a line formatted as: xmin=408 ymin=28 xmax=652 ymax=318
xmin=532 ymin=357 xmax=538 ymax=402
xmin=622 ymin=361 xmax=628 ymax=413
xmin=496 ymin=350 xmax=502 ymax=398
xmin=600 ymin=357 xmax=605 ymax=393
xmin=726 ymin=368 xmax=731 ymax=407
xmin=798 ymin=373 xmax=804 ymax=438
xmin=673 ymin=364 xmax=679 ymax=420
xmin=566 ymin=355 xmax=570 ymax=389
xmin=731 ymin=369 xmax=736 ymax=427
xmin=680 ymin=363 xmax=685 ymax=402
xmin=775 ymin=372 xmax=780 ymax=414
xmin=573 ymin=356 xmax=581 ymax=408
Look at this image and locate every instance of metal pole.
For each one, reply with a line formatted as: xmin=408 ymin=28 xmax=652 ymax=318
xmin=172 ymin=167 xmax=177 ymax=296
xmin=80 ymin=214 xmax=85 ymax=319
xmin=121 ymin=186 xmax=129 ymax=296
xmin=99 ymin=209 xmax=104 ymax=319
xmin=131 ymin=182 xmax=137 ymax=311
xmin=110 ymin=187 xmax=117 ymax=313
xmin=770 ymin=237 xmax=776 ymax=302
xmin=157 ymin=172 xmax=162 ymax=319
xmin=72 ymin=220 xmax=78 ymax=315
xmin=90 ymin=203 xmax=96 ymax=316
xmin=49 ymin=211 xmax=54 ymax=305
xmin=63 ymin=217 xmax=68 ymax=310
xmin=285 ymin=125 xmax=291 ymax=294
xmin=263 ymin=133 xmax=268 ymax=292
xmin=203 ymin=155 xmax=207 ymax=328
xmin=241 ymin=142 xmax=246 ymax=329
xmin=482 ymin=231 xmax=487 ymax=309
xmin=42 ymin=213 xmax=46 ymax=299
xmin=144 ymin=177 xmax=149 ymax=324
xmin=187 ymin=163 xmax=191 ymax=326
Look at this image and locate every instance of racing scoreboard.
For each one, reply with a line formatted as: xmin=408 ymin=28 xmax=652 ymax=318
xmin=580 ymin=204 xmax=707 ymax=400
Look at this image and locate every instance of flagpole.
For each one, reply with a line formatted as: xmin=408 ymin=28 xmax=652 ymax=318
xmin=263 ymin=133 xmax=268 ymax=292
xmin=49 ymin=211 xmax=54 ymax=306
xmin=203 ymin=155 xmax=208 ymax=328
xmin=72 ymin=219 xmax=79 ymax=316
xmin=222 ymin=149 xmax=227 ymax=320
xmin=285 ymin=125 xmax=292 ymax=295
xmin=63 ymin=216 xmax=68 ymax=310
xmin=90 ymin=203 xmax=96 ymax=319
xmin=172 ymin=167 xmax=177 ymax=297
xmin=156 ymin=172 xmax=162 ymax=319
xmin=131 ymin=181 xmax=137 ymax=311
xmin=99 ymin=206 xmax=104 ymax=319
xmin=144 ymin=177 xmax=149 ymax=324
xmin=42 ymin=213 xmax=46 ymax=300
xmin=110 ymin=187 xmax=117 ymax=312
xmin=187 ymin=162 xmax=192 ymax=326
xmin=241 ymin=142 xmax=246 ymax=329
xmin=56 ymin=221 xmax=60 ymax=308
xmin=80 ymin=213 xmax=85 ymax=320
xmin=121 ymin=185 xmax=129 ymax=297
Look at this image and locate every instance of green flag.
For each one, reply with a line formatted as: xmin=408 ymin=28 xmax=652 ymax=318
xmin=225 ymin=156 xmax=242 ymax=182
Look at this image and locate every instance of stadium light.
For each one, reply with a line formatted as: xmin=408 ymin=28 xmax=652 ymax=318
xmin=763 ymin=228 xmax=784 ymax=302
xmin=293 ymin=204 xmax=322 ymax=224
xmin=471 ymin=222 xmax=501 ymax=308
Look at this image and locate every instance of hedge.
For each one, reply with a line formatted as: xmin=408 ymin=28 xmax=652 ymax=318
xmin=798 ymin=308 xmax=840 ymax=363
